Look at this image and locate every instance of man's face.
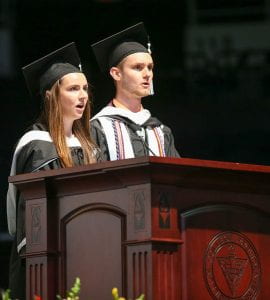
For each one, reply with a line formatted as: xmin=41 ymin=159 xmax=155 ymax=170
xmin=118 ymin=52 xmax=154 ymax=98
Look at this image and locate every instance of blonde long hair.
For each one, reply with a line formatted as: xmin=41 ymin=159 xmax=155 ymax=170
xmin=39 ymin=78 xmax=97 ymax=167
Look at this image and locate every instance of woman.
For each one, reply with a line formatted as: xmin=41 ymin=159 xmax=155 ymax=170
xmin=6 ymin=42 xmax=99 ymax=299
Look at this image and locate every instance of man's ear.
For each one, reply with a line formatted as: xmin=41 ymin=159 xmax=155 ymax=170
xmin=110 ymin=67 xmax=121 ymax=81
xmin=45 ymin=90 xmax=51 ymax=100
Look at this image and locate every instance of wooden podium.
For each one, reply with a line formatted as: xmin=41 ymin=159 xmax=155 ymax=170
xmin=9 ymin=157 xmax=270 ymax=299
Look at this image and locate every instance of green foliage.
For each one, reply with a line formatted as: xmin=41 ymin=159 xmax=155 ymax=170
xmin=112 ymin=287 xmax=144 ymax=300
xmin=1 ymin=278 xmax=144 ymax=300
xmin=1 ymin=289 xmax=11 ymax=300
xmin=56 ymin=277 xmax=81 ymax=300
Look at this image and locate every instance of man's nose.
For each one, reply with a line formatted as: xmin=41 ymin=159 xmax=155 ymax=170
xmin=143 ymin=68 xmax=151 ymax=78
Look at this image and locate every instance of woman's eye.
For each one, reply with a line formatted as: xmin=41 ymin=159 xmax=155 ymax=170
xmin=69 ymin=86 xmax=78 ymax=91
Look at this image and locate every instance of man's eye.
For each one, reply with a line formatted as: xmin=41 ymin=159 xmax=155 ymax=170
xmin=134 ymin=65 xmax=143 ymax=70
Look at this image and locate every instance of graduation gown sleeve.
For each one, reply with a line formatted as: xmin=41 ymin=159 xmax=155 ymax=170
xmin=162 ymin=125 xmax=180 ymax=158
xmin=90 ymin=118 xmax=110 ymax=161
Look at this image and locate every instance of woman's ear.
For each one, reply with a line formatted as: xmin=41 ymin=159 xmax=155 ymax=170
xmin=110 ymin=67 xmax=121 ymax=81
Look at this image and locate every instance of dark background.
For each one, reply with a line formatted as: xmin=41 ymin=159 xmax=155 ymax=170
xmin=1 ymin=0 xmax=270 ymax=290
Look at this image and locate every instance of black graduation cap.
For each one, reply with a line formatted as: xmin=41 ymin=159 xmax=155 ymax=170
xmin=91 ymin=22 xmax=150 ymax=73
xmin=22 ymin=42 xmax=82 ymax=101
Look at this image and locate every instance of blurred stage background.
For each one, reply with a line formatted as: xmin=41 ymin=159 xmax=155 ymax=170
xmin=1 ymin=0 xmax=270 ymax=290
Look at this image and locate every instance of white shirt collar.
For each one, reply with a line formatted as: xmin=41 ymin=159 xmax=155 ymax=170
xmin=91 ymin=106 xmax=151 ymax=125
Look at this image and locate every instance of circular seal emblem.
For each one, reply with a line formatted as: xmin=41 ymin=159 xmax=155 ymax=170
xmin=204 ymin=231 xmax=261 ymax=299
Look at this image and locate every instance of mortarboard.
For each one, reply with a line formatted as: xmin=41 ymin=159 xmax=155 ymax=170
xmin=91 ymin=22 xmax=150 ymax=73
xmin=22 ymin=42 xmax=82 ymax=101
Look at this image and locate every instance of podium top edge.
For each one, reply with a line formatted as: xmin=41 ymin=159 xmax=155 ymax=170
xmin=8 ymin=156 xmax=270 ymax=184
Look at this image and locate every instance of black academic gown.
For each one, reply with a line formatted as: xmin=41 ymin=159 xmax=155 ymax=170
xmin=90 ymin=104 xmax=180 ymax=161
xmin=7 ymin=123 xmax=97 ymax=300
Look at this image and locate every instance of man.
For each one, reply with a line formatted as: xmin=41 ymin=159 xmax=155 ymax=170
xmin=91 ymin=22 xmax=180 ymax=160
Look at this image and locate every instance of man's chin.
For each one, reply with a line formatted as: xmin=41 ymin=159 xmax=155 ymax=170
xmin=133 ymin=89 xmax=151 ymax=98
xmin=140 ymin=90 xmax=151 ymax=97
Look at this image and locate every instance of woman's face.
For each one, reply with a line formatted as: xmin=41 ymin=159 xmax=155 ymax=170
xmin=58 ymin=72 xmax=88 ymax=122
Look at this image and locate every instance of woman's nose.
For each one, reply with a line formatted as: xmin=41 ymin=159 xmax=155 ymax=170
xmin=79 ymin=88 xmax=88 ymax=98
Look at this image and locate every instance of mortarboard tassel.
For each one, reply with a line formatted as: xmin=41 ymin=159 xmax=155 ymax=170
xmin=147 ymin=37 xmax=154 ymax=96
